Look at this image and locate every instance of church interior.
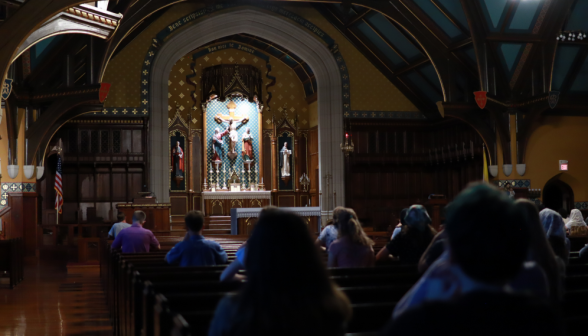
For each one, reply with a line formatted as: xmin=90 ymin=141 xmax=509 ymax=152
xmin=2 ymin=0 xmax=588 ymax=335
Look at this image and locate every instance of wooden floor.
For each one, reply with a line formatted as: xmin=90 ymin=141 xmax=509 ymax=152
xmin=0 ymin=249 xmax=112 ymax=336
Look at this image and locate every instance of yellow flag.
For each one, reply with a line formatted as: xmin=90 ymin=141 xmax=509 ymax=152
xmin=483 ymin=145 xmax=489 ymax=183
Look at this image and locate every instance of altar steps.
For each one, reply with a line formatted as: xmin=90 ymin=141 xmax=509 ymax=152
xmin=204 ymin=216 xmax=232 ymax=235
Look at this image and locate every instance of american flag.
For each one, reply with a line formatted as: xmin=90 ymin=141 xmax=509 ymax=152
xmin=54 ymin=155 xmax=63 ymax=214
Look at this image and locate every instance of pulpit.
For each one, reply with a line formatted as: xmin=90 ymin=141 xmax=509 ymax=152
xmin=116 ymin=195 xmax=171 ymax=235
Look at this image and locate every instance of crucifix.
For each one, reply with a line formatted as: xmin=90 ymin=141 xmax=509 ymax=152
xmin=215 ymin=100 xmax=248 ymax=160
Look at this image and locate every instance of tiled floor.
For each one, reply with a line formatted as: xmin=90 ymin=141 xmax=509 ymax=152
xmin=0 ymin=250 xmax=112 ymax=336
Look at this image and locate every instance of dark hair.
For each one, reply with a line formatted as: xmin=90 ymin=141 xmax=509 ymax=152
xmin=132 ymin=210 xmax=146 ymax=223
xmin=337 ymin=208 xmax=373 ymax=247
xmin=185 ymin=210 xmax=204 ymax=232
xmin=399 ymin=208 xmax=408 ymax=226
xmin=558 ymin=208 xmax=569 ymax=219
xmin=231 ymin=208 xmax=351 ymax=335
xmin=117 ymin=212 xmax=126 ymax=222
xmin=445 ymin=183 xmax=528 ymax=285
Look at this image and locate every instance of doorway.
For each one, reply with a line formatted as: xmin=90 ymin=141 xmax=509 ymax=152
xmin=543 ymin=178 xmax=574 ymax=213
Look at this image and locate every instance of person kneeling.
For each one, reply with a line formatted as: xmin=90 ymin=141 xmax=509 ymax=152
xmin=166 ymin=210 xmax=228 ymax=267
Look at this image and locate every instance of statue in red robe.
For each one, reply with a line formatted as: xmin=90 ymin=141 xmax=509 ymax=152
xmin=242 ymin=127 xmax=253 ymax=161
xmin=172 ymin=141 xmax=184 ymax=177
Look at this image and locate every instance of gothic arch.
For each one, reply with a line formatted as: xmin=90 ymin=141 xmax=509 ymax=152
xmin=149 ymin=8 xmax=344 ymax=214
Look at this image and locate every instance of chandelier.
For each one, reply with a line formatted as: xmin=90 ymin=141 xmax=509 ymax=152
xmin=557 ymin=31 xmax=587 ymax=42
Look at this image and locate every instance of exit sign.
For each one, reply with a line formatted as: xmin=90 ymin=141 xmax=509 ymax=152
xmin=559 ymin=160 xmax=568 ymax=171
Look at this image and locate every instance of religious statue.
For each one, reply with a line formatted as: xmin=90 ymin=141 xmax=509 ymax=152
xmin=212 ymin=127 xmax=229 ymax=161
xmin=279 ymin=142 xmax=292 ymax=177
xmin=215 ymin=100 xmax=248 ymax=160
xmin=242 ymin=127 xmax=254 ymax=161
xmin=171 ymin=141 xmax=184 ymax=186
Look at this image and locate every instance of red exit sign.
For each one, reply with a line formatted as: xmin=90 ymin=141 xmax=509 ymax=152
xmin=559 ymin=160 xmax=568 ymax=171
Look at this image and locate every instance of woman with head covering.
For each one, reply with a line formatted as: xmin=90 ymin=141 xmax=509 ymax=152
xmin=209 ymin=208 xmax=351 ymax=336
xmin=376 ymin=205 xmax=437 ymax=264
xmin=565 ymin=209 xmax=587 ymax=234
xmin=516 ymin=200 xmax=564 ymax=304
xmin=539 ymin=208 xmax=571 ymax=264
xmin=328 ymin=208 xmax=375 ymax=268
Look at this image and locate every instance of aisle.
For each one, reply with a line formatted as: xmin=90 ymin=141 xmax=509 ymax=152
xmin=0 ymin=250 xmax=112 ymax=336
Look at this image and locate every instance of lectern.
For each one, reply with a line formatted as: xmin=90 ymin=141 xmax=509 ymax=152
xmin=116 ymin=194 xmax=171 ymax=235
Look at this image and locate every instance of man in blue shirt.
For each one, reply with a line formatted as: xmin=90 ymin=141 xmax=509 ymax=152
xmin=108 ymin=212 xmax=131 ymax=239
xmin=166 ymin=210 xmax=228 ymax=266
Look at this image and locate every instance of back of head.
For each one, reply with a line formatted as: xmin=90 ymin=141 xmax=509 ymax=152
xmin=539 ymin=209 xmax=567 ymax=261
xmin=445 ymin=183 xmax=528 ymax=285
xmin=132 ymin=210 xmax=146 ymax=224
xmin=117 ymin=212 xmax=126 ymax=222
xmin=184 ymin=210 xmax=204 ymax=232
xmin=336 ymin=207 xmax=373 ymax=246
xmin=568 ymin=209 xmax=584 ymax=225
xmin=404 ymin=205 xmax=432 ymax=232
xmin=245 ymin=208 xmax=331 ymax=293
xmin=539 ymin=209 xmax=565 ymax=239
xmin=239 ymin=207 xmax=350 ymax=333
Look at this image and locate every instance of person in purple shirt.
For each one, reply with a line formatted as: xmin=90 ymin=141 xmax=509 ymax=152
xmin=111 ymin=210 xmax=160 ymax=253
xmin=166 ymin=210 xmax=228 ymax=267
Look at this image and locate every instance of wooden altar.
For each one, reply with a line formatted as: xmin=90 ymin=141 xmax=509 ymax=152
xmin=202 ymin=191 xmax=272 ymax=216
xmin=230 ymin=207 xmax=321 ymax=236
xmin=116 ymin=202 xmax=171 ymax=235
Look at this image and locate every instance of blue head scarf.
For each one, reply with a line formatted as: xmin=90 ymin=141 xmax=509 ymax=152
xmin=539 ymin=208 xmax=566 ymax=239
xmin=404 ymin=205 xmax=432 ymax=232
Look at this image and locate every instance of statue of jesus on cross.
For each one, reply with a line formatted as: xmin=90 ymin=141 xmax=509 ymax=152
xmin=215 ymin=100 xmax=248 ymax=160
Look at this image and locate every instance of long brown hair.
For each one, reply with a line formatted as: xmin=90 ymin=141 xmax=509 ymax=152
xmin=230 ymin=208 xmax=351 ymax=335
xmin=335 ymin=207 xmax=373 ymax=247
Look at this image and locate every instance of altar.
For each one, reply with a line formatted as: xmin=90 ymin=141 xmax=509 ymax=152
xmin=230 ymin=207 xmax=321 ymax=235
xmin=202 ymin=191 xmax=272 ymax=216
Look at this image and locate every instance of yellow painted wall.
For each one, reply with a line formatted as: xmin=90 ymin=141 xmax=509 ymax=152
xmin=102 ymin=3 xmax=419 ymax=113
xmin=492 ymin=116 xmax=588 ymax=202
xmin=168 ymin=47 xmax=310 ymax=130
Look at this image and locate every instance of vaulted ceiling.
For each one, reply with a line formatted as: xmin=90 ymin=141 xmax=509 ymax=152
xmin=8 ymin=0 xmax=585 ymax=116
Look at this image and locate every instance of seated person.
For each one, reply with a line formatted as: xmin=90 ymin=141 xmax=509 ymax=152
xmin=108 ymin=212 xmax=131 ymax=239
xmin=540 ymin=209 xmax=571 ymax=264
xmin=316 ymin=219 xmax=337 ymax=251
xmin=383 ymin=183 xmax=563 ymax=336
xmin=220 ymin=206 xmax=279 ymax=282
xmin=565 ymin=209 xmax=588 ymax=235
xmin=166 ymin=210 xmax=228 ymax=267
xmin=209 ymin=208 xmax=351 ymax=336
xmin=111 ymin=210 xmax=160 ymax=253
xmin=376 ymin=205 xmax=436 ymax=264
xmin=328 ymin=207 xmax=374 ymax=268
xmin=390 ymin=184 xmax=549 ymax=320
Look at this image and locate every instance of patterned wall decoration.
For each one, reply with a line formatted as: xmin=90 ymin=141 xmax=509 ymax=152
xmin=169 ymin=43 xmax=310 ymax=129
xmin=575 ymin=202 xmax=588 ymax=210
xmin=139 ymin=4 xmax=349 ymax=126
xmin=494 ymin=179 xmax=532 ymax=188
xmin=0 ymin=183 xmax=36 ymax=207
xmin=205 ymin=99 xmax=260 ymax=189
xmin=102 ymin=3 xmax=418 ymax=114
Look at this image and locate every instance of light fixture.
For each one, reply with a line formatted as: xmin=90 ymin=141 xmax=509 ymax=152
xmin=340 ymin=132 xmax=354 ymax=157
xmin=557 ymin=30 xmax=586 ymax=42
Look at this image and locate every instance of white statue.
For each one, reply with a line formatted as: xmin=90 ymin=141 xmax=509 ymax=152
xmin=279 ymin=142 xmax=292 ymax=177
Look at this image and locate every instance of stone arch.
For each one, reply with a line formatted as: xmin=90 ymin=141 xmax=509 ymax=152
xmin=149 ymin=8 xmax=344 ymax=214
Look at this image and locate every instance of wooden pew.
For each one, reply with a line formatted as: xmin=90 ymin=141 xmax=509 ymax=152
xmin=0 ymin=238 xmax=23 ymax=289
